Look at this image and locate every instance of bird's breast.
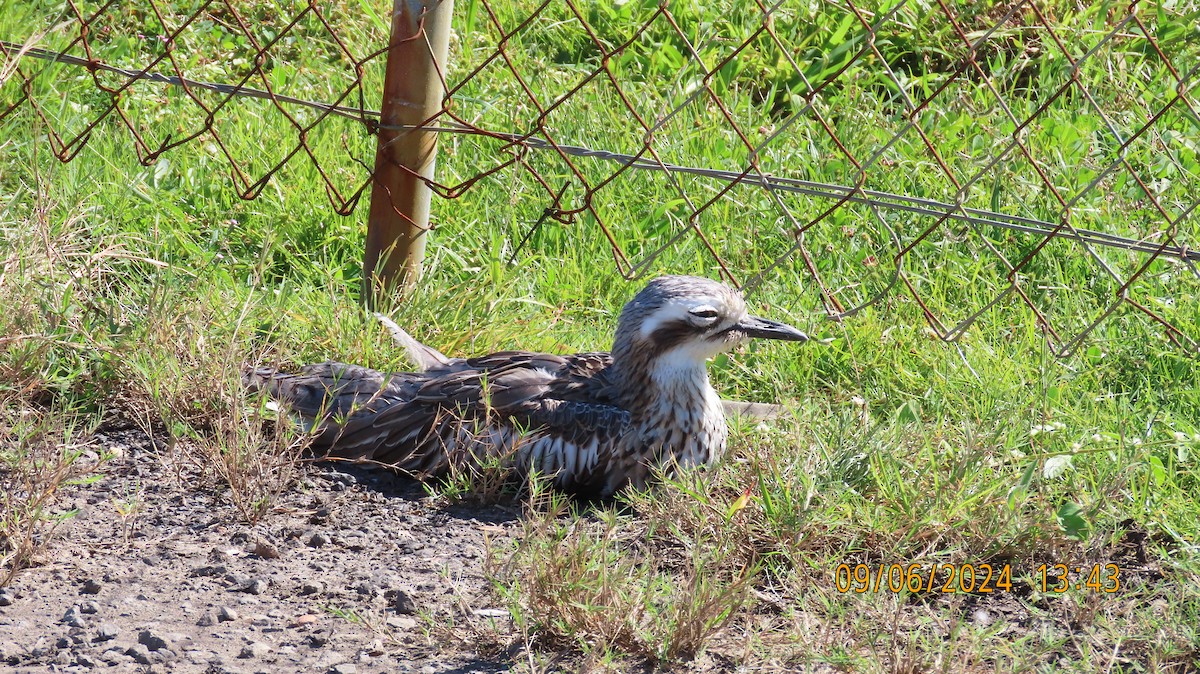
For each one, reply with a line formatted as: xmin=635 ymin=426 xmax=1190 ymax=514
xmin=630 ymin=379 xmax=728 ymax=470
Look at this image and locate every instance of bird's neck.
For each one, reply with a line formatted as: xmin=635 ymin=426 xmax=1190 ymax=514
xmin=645 ymin=350 xmax=718 ymax=410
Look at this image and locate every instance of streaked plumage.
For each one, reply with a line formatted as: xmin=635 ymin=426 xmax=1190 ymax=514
xmin=244 ymin=276 xmax=808 ymax=497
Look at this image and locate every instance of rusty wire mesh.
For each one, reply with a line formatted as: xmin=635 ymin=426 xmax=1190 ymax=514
xmin=2 ymin=1 xmax=1198 ymax=356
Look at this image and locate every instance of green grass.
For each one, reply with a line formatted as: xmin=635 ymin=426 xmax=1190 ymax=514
xmin=3 ymin=0 xmax=1200 ymax=671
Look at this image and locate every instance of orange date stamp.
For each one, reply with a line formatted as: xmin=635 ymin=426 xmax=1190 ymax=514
xmin=832 ymin=563 xmax=1123 ymax=594
xmin=834 ymin=563 xmax=1014 ymax=594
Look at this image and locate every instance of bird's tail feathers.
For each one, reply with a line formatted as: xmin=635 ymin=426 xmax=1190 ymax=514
xmin=372 ymin=312 xmax=453 ymax=371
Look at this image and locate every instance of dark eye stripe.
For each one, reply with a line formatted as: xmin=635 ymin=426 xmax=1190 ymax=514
xmin=649 ymin=322 xmax=696 ymax=351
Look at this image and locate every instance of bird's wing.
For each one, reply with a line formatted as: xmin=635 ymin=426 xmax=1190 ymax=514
xmin=243 ymin=361 xmax=422 ymax=431
xmin=323 ymin=352 xmax=630 ymax=477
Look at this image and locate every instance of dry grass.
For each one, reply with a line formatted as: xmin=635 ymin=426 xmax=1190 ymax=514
xmin=0 ymin=404 xmax=102 ymax=586
xmin=123 ymin=290 xmax=310 ymax=522
xmin=1 ymin=180 xmax=305 ymax=535
xmin=0 ymin=185 xmax=119 ymax=585
xmin=490 ymin=482 xmax=755 ymax=666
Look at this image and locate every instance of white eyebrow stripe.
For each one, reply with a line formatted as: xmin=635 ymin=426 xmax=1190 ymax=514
xmin=638 ymin=301 xmax=694 ymax=340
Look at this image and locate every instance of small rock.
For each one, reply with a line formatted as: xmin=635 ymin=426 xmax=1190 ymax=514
xmin=300 ymin=581 xmax=324 ymax=596
xmin=75 ymin=653 xmax=97 ymax=667
xmin=253 ymin=540 xmax=280 ymax=559
xmin=390 ymin=590 xmax=417 ymax=615
xmin=62 ymin=605 xmax=87 ymax=628
xmin=326 ymin=471 xmax=356 ymax=487
xmin=228 ymin=575 xmax=268 ymax=594
xmin=251 ymin=615 xmax=271 ymax=627
xmin=197 ymin=612 xmax=218 ymax=627
xmin=341 ymin=532 xmax=367 ymax=552
xmin=218 ymin=606 xmax=239 ymax=622
xmin=310 ymin=506 xmax=333 ymax=523
xmin=330 ymin=664 xmax=357 ymax=674
xmin=473 ymin=608 xmax=509 ymax=618
xmin=238 ymin=641 xmax=270 ymax=659
xmin=126 ymin=644 xmax=154 ymax=665
xmin=972 ymin=608 xmax=993 ymax=628
xmin=192 ymin=564 xmax=228 ymax=578
xmin=80 ymin=600 xmax=100 ymax=614
xmin=421 ymin=666 xmax=436 ymax=674
xmin=306 ymin=631 xmax=330 ymax=648
xmin=139 ymin=629 xmax=170 ymax=651
xmin=185 ymin=649 xmax=215 ymax=664
xmin=95 ymin=623 xmax=120 ymax=642
xmin=81 ymin=578 xmax=103 ymax=595
xmin=385 ymin=615 xmax=417 ymax=630
xmin=0 ymin=589 xmax=14 ymax=606
xmin=56 ymin=636 xmax=72 ymax=649
xmin=292 ymin=614 xmax=320 ymax=627
xmin=98 ymin=649 xmax=127 ymax=665
xmin=354 ymin=581 xmax=378 ymax=597
xmin=307 ymin=532 xmax=330 ymax=548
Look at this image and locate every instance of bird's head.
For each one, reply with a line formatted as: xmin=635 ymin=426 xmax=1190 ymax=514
xmin=613 ymin=276 xmax=808 ymax=378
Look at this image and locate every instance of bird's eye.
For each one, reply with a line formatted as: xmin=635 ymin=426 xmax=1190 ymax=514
xmin=689 ymin=306 xmax=720 ymax=321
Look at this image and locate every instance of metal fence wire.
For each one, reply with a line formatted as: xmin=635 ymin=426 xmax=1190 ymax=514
xmin=2 ymin=1 xmax=1198 ymax=356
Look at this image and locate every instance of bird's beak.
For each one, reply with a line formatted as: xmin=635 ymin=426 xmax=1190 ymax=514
xmin=735 ymin=315 xmax=809 ymax=342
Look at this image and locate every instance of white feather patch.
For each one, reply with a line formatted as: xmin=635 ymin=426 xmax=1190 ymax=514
xmin=637 ymin=299 xmax=697 ymax=340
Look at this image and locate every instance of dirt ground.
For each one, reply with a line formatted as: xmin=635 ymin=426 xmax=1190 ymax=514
xmin=1 ymin=418 xmax=1186 ymax=674
xmin=0 ymin=420 xmax=525 ymax=674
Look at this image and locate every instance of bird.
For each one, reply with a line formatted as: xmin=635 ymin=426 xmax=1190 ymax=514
xmin=244 ymin=275 xmax=809 ymax=497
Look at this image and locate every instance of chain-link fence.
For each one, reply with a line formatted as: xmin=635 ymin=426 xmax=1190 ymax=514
xmin=3 ymin=1 xmax=1198 ymax=356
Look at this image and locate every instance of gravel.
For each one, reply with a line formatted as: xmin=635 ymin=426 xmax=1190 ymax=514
xmin=0 ymin=426 xmax=519 ymax=673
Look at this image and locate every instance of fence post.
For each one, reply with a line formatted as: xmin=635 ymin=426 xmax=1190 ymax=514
xmin=363 ymin=0 xmax=454 ymax=307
